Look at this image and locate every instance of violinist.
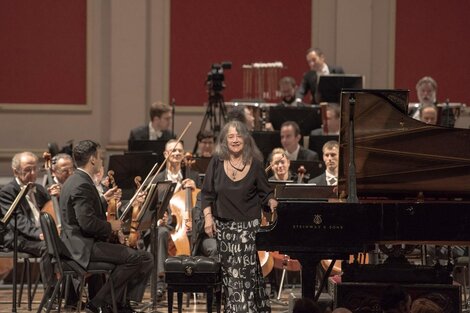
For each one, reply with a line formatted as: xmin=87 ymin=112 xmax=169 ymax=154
xmin=308 ymin=140 xmax=339 ymax=186
xmin=268 ymin=148 xmax=294 ymax=181
xmin=153 ymin=139 xmax=199 ymax=301
xmin=60 ymin=140 xmax=153 ymax=313
xmin=0 ymin=152 xmax=55 ymax=304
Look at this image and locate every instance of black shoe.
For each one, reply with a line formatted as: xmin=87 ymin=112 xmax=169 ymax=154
xmin=43 ymin=298 xmax=60 ymax=312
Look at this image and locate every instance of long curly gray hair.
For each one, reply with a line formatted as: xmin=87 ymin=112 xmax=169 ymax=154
xmin=214 ymin=120 xmax=263 ymax=163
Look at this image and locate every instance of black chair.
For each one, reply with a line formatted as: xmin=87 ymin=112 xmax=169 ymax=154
xmin=37 ymin=212 xmax=118 ymax=313
xmin=0 ymin=248 xmax=40 ymax=311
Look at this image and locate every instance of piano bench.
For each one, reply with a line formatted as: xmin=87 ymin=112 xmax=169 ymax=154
xmin=164 ymin=255 xmax=222 ymax=313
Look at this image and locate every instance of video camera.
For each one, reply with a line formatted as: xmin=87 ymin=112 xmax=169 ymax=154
xmin=207 ymin=61 xmax=232 ymax=93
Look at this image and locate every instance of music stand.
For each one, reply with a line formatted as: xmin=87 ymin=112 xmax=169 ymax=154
xmin=308 ymin=135 xmax=339 ymax=158
xmin=251 ymin=131 xmax=281 ymax=162
xmin=268 ymin=106 xmax=322 ymax=136
xmin=108 ymin=153 xmax=161 ymax=200
xmin=146 ymin=181 xmax=177 ymax=310
xmin=0 ymin=183 xmax=33 ymax=313
xmin=192 ymin=157 xmax=212 ymax=174
xmin=317 ymin=74 xmax=363 ymax=103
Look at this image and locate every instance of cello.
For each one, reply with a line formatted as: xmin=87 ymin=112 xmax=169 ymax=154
xmin=41 ymin=152 xmax=62 ymax=231
xmin=168 ymin=152 xmax=200 ymax=256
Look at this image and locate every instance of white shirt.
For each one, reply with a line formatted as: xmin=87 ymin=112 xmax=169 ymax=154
xmin=16 ymin=178 xmax=41 ymax=226
xmin=316 ymin=63 xmax=330 ymax=77
xmin=148 ymin=122 xmax=162 ymax=140
xmin=166 ymin=170 xmax=183 ymax=192
xmin=325 ymin=170 xmax=338 ymax=186
xmin=284 ymin=145 xmax=300 ymax=161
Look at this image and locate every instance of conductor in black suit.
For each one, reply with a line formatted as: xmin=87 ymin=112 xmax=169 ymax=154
xmin=128 ymin=101 xmax=175 ymax=141
xmin=60 ymin=140 xmax=153 ymax=313
xmin=296 ymin=48 xmax=344 ymax=104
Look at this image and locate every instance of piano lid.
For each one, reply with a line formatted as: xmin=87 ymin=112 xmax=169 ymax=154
xmin=338 ymin=89 xmax=470 ymax=200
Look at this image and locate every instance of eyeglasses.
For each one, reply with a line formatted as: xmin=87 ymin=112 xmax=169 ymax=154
xmin=19 ymin=167 xmax=37 ymax=175
xmin=55 ymin=167 xmax=74 ymax=175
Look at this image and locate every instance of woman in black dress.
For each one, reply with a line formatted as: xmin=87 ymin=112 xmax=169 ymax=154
xmin=201 ymin=120 xmax=278 ymax=313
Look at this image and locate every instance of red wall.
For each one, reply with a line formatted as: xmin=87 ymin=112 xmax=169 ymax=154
xmin=395 ymin=0 xmax=470 ymax=105
xmin=170 ymin=0 xmax=312 ymax=106
xmin=0 ymin=0 xmax=87 ymax=105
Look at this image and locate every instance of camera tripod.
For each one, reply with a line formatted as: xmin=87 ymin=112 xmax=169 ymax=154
xmin=193 ymin=90 xmax=227 ymax=153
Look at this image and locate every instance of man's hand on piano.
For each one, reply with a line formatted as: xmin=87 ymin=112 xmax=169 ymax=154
xmin=268 ymin=198 xmax=278 ymax=212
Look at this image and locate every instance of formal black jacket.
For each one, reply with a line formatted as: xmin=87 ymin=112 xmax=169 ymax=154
xmin=308 ymin=172 xmax=327 ymax=186
xmin=296 ymin=65 xmax=345 ymax=104
xmin=0 ymin=180 xmax=50 ymax=248
xmin=128 ymin=125 xmax=175 ymax=141
xmin=59 ymin=170 xmax=112 ymax=268
xmin=297 ymin=146 xmax=319 ymax=161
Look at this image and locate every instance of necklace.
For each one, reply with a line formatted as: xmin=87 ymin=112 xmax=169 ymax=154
xmin=228 ymin=159 xmax=245 ymax=179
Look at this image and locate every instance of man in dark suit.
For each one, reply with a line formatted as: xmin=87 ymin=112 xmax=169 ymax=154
xmin=280 ymin=121 xmax=318 ymax=161
xmin=128 ymin=101 xmax=175 ymax=141
xmin=152 ymin=139 xmax=199 ymax=300
xmin=60 ymin=140 xmax=153 ymax=313
xmin=295 ymin=48 xmax=344 ymax=104
xmin=309 ymin=140 xmax=339 ymax=186
xmin=0 ymin=152 xmax=54 ymax=292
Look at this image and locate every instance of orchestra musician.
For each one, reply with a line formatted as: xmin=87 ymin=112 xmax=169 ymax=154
xmin=295 ymin=48 xmax=344 ymax=104
xmin=195 ymin=129 xmax=215 ymax=158
xmin=268 ymin=148 xmax=294 ymax=181
xmin=410 ymin=76 xmax=455 ymax=127
xmin=50 ymin=153 xmax=74 ymax=186
xmin=0 ymin=152 xmax=55 ymax=302
xmin=308 ymin=140 xmax=339 ymax=186
xmin=278 ymin=76 xmax=298 ymax=106
xmin=227 ymin=105 xmax=256 ymax=131
xmin=280 ymin=121 xmax=319 ymax=161
xmin=310 ymin=103 xmax=341 ymax=136
xmin=153 ymin=139 xmax=199 ymax=301
xmin=202 ymin=120 xmax=278 ymax=313
xmin=128 ymin=101 xmax=175 ymax=141
xmin=419 ymin=104 xmax=438 ymax=125
xmin=409 ymin=76 xmax=438 ymax=120
xmin=59 ymin=140 xmax=153 ymax=313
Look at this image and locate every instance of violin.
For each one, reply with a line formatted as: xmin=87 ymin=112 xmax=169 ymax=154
xmin=41 ymin=152 xmax=62 ymax=232
xmin=168 ymin=152 xmax=200 ymax=256
xmin=127 ymin=176 xmax=142 ymax=249
xmin=106 ymin=170 xmax=118 ymax=222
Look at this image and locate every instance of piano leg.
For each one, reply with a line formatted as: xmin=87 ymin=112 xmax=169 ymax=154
xmin=290 ymin=254 xmax=320 ymax=300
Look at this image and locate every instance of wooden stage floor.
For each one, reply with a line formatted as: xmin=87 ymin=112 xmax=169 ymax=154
xmin=0 ymin=283 xmax=301 ymax=313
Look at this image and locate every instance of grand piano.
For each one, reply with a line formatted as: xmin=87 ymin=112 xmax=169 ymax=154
xmin=256 ymin=89 xmax=470 ymax=300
